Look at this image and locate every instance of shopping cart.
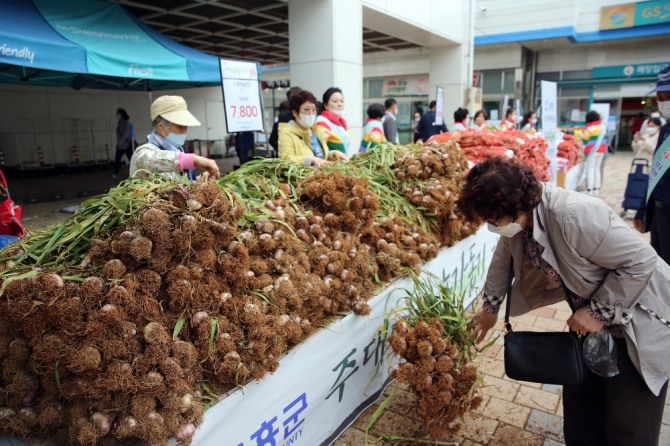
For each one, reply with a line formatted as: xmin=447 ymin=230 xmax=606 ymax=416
xmin=0 ymin=170 xmax=25 ymax=248
xmin=620 ymin=158 xmax=650 ymax=218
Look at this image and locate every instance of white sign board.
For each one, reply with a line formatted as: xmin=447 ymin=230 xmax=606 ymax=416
xmin=435 ymin=86 xmax=445 ymax=126
xmin=502 ymin=94 xmax=510 ymax=115
xmin=570 ymin=109 xmax=586 ymax=123
xmin=591 ymin=103 xmax=611 ymax=130
xmin=541 ymin=81 xmax=559 ymax=184
xmin=219 ymin=58 xmax=264 ymax=133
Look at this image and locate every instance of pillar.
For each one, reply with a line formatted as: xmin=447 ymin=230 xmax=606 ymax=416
xmin=288 ymin=0 xmax=363 ymax=155
xmin=429 ymin=44 xmax=468 ymax=129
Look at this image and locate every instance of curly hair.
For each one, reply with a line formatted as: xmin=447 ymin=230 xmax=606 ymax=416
xmin=457 ymin=157 xmax=542 ymax=223
xmin=288 ymin=90 xmax=318 ymax=115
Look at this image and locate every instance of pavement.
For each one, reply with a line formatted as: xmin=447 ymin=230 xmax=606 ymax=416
xmin=12 ymin=150 xmax=667 ymax=445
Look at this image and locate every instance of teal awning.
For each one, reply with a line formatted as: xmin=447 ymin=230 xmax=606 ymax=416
xmin=0 ymin=0 xmax=222 ymax=90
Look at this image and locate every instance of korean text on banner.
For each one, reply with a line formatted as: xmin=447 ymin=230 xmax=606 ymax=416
xmin=219 ymin=58 xmax=264 ymax=133
xmin=541 ymin=81 xmax=559 ymax=184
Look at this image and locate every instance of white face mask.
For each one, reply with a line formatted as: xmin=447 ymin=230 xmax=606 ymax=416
xmin=298 ymin=114 xmax=316 ymax=128
xmin=166 ymin=132 xmax=187 ymax=147
xmin=658 ymin=101 xmax=670 ymax=118
xmin=645 ymin=126 xmax=659 ymax=135
xmin=651 ymin=112 xmax=661 ymax=118
xmin=487 ymin=222 xmax=523 ymax=238
xmin=530 ymin=118 xmax=538 ymax=124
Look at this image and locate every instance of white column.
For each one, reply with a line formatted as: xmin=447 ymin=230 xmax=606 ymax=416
xmin=288 ymin=0 xmax=363 ymax=155
xmin=429 ymin=44 xmax=468 ymax=130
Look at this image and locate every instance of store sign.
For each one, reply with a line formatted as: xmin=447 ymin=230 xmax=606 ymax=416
xmin=219 ymin=58 xmax=264 ymax=132
xmin=600 ymin=0 xmax=670 ymax=30
xmin=592 ymin=62 xmax=669 ymax=79
xmin=381 ymin=75 xmax=429 ymax=96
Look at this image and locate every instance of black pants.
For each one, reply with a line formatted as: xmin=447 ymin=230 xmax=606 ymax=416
xmin=563 ymin=339 xmax=668 ymax=446
xmin=651 ymin=202 xmax=670 ymax=265
xmin=113 ymin=146 xmax=133 ymax=175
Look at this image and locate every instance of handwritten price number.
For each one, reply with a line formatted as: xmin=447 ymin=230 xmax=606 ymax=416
xmin=230 ymin=105 xmax=259 ymax=118
xmin=641 ymin=3 xmax=670 ymax=19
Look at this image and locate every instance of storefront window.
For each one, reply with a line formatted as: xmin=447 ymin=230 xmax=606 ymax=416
xmin=482 ymin=71 xmax=503 ymax=94
xmin=367 ymin=79 xmax=383 ymax=98
xmin=503 ymin=69 xmax=516 ymax=94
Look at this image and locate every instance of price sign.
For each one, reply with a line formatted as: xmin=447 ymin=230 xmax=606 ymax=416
xmin=219 ymin=58 xmax=264 ymax=132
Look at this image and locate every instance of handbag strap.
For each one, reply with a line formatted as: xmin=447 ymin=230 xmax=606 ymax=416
xmin=504 ymin=256 xmax=578 ymax=334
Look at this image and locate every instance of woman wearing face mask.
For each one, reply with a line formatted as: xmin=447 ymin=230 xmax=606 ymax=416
xmin=500 ymin=108 xmax=518 ymax=131
xmin=278 ymin=90 xmax=349 ymax=168
xmin=520 ymin=111 xmax=538 ymax=133
xmin=460 ymin=157 xmax=670 ymax=446
xmin=130 ymin=95 xmax=220 ymax=180
xmin=632 ymin=117 xmax=662 ymax=161
xmin=315 ymin=87 xmax=350 ymax=154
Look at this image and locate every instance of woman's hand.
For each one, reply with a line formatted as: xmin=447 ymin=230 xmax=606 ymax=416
xmin=634 ymin=218 xmax=644 ymax=233
xmin=311 ymin=157 xmax=330 ymax=168
xmin=332 ymin=151 xmax=350 ymax=162
xmin=468 ymin=310 xmax=498 ymax=344
xmin=567 ymin=307 xmax=603 ymax=334
xmin=194 ymin=156 xmax=220 ymax=179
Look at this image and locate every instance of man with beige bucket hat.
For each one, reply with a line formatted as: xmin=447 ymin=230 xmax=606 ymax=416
xmin=130 ymin=95 xmax=220 ymax=180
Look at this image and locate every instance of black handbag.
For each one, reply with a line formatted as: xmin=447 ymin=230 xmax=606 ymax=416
xmin=503 ymin=262 xmax=588 ymax=386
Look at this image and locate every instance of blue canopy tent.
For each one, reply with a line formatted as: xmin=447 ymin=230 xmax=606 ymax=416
xmin=0 ymin=0 xmax=222 ymax=90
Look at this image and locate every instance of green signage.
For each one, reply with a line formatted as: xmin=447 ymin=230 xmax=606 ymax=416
xmin=592 ymin=62 xmax=670 ymax=79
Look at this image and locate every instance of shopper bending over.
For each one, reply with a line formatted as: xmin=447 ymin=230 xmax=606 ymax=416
xmin=460 ymin=157 xmax=670 ymax=446
xmin=130 ymin=96 xmax=220 ymax=180
xmin=278 ymin=90 xmax=349 ymax=167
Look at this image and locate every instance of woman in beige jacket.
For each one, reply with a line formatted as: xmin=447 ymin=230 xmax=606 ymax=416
xmin=632 ymin=117 xmax=662 ymax=162
xmin=458 ymin=157 xmax=670 ymax=446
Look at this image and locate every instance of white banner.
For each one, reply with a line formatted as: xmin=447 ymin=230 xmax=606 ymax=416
xmin=219 ymin=58 xmax=264 ymax=133
xmin=435 ymin=86 xmax=445 ymax=126
xmin=541 ymin=81 xmax=559 ymax=184
xmin=0 ymin=228 xmax=499 ymax=446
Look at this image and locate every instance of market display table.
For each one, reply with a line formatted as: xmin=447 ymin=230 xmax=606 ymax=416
xmin=0 ymin=227 xmax=498 ymax=446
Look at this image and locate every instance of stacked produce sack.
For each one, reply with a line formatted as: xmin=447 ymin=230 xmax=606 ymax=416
xmin=557 ymin=133 xmax=581 ymax=170
xmin=0 ymin=141 xmax=483 ymax=445
xmin=427 ymin=129 xmax=551 ymax=181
